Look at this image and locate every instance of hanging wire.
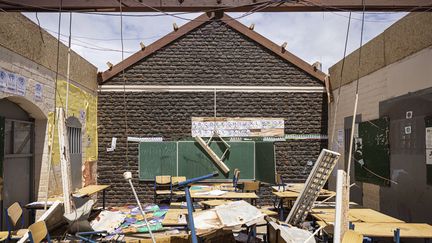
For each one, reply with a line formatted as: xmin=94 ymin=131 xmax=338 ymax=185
xmin=119 ymin=0 xmax=129 ymax=168
xmin=346 ymin=0 xmax=366 ymax=182
xmin=329 ymin=12 xmax=352 ymax=150
xmin=53 ymin=0 xmax=62 ymax=112
xmin=65 ymin=12 xmax=72 ymax=116
xmin=35 ymin=12 xmax=45 ymax=43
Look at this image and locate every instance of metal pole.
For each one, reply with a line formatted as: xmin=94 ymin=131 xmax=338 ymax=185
xmin=123 ymin=172 xmax=156 ymax=243
xmin=185 ymin=187 xmax=198 ymax=243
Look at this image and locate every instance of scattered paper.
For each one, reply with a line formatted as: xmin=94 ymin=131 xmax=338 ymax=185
xmin=215 ymin=200 xmax=265 ymax=227
xmin=194 ymin=190 xmax=227 ymax=196
xmin=107 ymin=137 xmax=117 ymax=152
xmin=91 ymin=211 xmax=126 ymax=233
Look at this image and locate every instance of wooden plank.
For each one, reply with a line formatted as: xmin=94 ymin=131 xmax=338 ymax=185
xmin=349 ymin=222 xmax=432 ymax=238
xmin=57 ymin=108 xmax=73 ymax=214
xmin=316 ymin=222 xmax=432 ymax=238
xmin=310 ymin=208 xmax=404 ymax=224
xmin=334 ymin=170 xmax=349 ymax=243
xmin=73 ymin=185 xmax=110 ymax=197
xmin=162 ymin=203 xmax=275 ymax=226
xmin=3 ymin=0 xmax=432 ymax=12
xmin=194 ymin=136 xmax=230 ymax=174
xmin=349 ymin=208 xmax=405 ymax=223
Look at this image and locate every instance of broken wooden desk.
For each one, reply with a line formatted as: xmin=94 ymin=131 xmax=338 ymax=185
xmin=162 ymin=203 xmax=276 ymax=227
xmin=25 ymin=184 xmax=110 ymax=210
xmin=310 ymin=207 xmax=432 ymax=242
xmin=311 ymin=207 xmax=404 ymax=224
xmin=315 ymin=221 xmax=432 ymax=241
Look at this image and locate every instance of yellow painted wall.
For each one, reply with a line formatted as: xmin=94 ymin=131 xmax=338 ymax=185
xmin=48 ymin=80 xmax=97 ymax=195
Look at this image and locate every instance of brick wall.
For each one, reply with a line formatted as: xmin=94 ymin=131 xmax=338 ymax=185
xmin=106 ymin=21 xmax=322 ymax=87
xmin=98 ymin=92 xmax=327 ymax=205
xmin=98 ymin=20 xmax=327 ymax=206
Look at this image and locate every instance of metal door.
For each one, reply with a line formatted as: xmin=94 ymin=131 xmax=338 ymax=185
xmin=67 ymin=117 xmax=82 ymax=191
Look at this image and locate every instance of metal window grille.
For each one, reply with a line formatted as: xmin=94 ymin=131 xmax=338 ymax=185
xmin=67 ymin=126 xmax=82 ymax=154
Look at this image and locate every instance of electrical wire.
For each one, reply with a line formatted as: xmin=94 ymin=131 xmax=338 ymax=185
xmin=0 ymin=0 xmax=275 ymax=18
xmin=329 ymin=12 xmax=351 ymax=150
xmin=35 ymin=12 xmax=45 ymax=43
xmin=299 ymin=0 xmax=432 ymax=22
xmin=119 ymin=0 xmax=129 ymax=171
xmin=352 ymin=156 xmax=398 ymax=185
xmin=346 ymin=0 xmax=365 ymax=181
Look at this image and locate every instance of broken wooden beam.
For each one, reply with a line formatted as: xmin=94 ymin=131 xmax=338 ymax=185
xmin=195 ymin=136 xmax=230 ymax=174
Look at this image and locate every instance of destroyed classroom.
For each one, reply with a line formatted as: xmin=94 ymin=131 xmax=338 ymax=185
xmin=0 ymin=1 xmax=431 ymax=243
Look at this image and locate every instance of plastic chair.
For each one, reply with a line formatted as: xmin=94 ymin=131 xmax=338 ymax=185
xmin=232 ymin=169 xmax=240 ymax=191
xmin=4 ymin=202 xmax=28 ymax=241
xmin=28 ymin=221 xmax=51 ymax=243
xmin=154 ymin=175 xmax=173 ymax=203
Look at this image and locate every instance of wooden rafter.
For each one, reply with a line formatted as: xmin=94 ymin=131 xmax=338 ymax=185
xmin=0 ymin=0 xmax=431 ymax=12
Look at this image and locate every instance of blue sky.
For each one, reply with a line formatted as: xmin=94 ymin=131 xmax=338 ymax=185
xmin=23 ymin=11 xmax=407 ymax=73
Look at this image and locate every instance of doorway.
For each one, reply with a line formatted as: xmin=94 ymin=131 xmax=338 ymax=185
xmin=0 ymin=99 xmax=34 ymax=229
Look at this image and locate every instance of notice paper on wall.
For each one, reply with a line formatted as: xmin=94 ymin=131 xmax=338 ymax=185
xmin=34 ymin=83 xmax=43 ymax=101
xmin=192 ymin=117 xmax=284 ymax=137
xmin=426 ymin=127 xmax=432 ymax=165
xmin=0 ymin=69 xmax=7 ymax=92
xmin=0 ymin=68 xmax=28 ymax=97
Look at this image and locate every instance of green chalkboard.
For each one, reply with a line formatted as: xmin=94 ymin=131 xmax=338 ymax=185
xmin=255 ymin=141 xmax=276 ymax=183
xmin=355 ymin=117 xmax=390 ymax=186
xmin=139 ymin=141 xmax=275 ymax=182
xmin=177 ymin=141 xmax=255 ymax=180
xmin=139 ymin=142 xmax=177 ymax=180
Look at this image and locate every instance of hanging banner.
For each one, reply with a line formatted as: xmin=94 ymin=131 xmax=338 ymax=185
xmin=192 ymin=117 xmax=284 ymax=137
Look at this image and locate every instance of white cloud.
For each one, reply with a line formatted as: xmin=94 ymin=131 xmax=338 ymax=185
xmin=23 ymin=11 xmax=407 ymax=73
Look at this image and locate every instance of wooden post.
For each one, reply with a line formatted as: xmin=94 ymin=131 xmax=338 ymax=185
xmin=43 ymin=119 xmax=55 ymax=211
xmin=334 ymin=170 xmax=349 ymax=243
xmin=57 ymin=108 xmax=73 ymax=214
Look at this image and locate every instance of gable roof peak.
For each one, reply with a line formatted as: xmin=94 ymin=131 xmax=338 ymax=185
xmin=98 ymin=12 xmax=327 ymax=84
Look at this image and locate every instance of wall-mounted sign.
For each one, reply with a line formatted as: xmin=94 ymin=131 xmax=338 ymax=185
xmin=34 ymin=82 xmax=43 ymax=101
xmin=192 ymin=117 xmax=284 ymax=137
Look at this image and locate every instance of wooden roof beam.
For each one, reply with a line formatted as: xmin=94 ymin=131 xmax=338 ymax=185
xmin=1 ymin=0 xmax=431 ymax=12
